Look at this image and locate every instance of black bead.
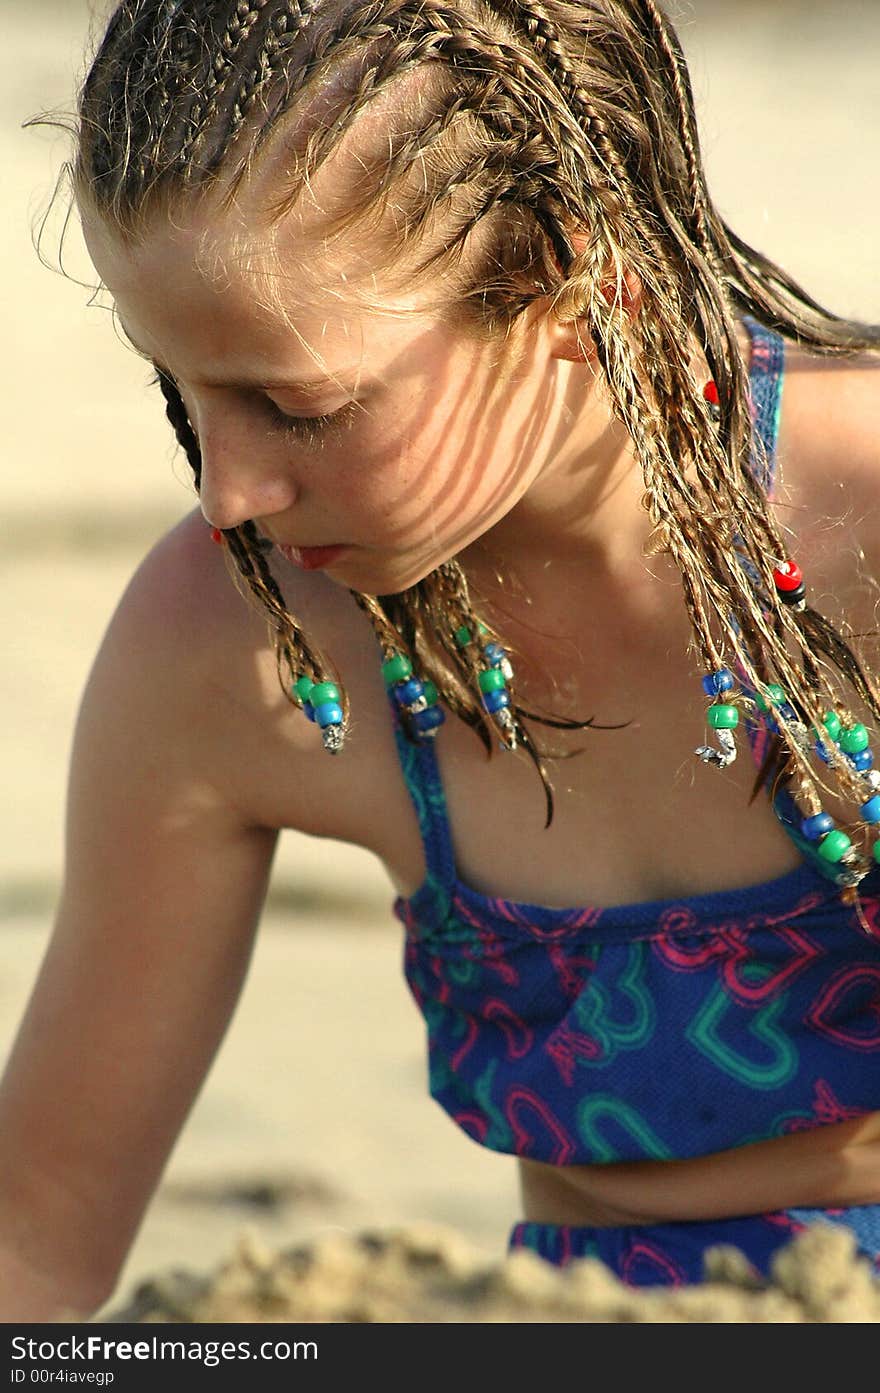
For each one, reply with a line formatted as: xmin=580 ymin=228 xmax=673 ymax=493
xmin=778 ymin=583 xmax=806 ymax=607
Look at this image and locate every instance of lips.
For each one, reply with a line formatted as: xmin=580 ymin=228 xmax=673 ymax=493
xmin=277 ymin=542 xmax=349 ymax=571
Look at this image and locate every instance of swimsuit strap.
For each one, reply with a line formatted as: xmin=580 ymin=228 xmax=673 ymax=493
xmin=741 ymin=315 xmax=785 ymax=492
xmin=735 ymin=324 xmax=853 ymax=887
xmin=390 ymin=722 xmax=458 ymax=906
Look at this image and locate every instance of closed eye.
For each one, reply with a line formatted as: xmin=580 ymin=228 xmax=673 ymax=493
xmin=146 ymin=371 xmax=365 ymax=444
xmin=263 ymin=396 xmax=363 ymax=443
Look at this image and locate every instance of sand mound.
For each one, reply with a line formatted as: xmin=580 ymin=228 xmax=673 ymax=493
xmin=105 ymin=1222 xmax=880 ymax=1323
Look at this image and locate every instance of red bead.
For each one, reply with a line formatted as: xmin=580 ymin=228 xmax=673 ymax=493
xmin=703 ymin=379 xmax=719 ymax=405
xmin=772 ymin=559 xmax=803 ymax=593
xmin=210 ymin=528 xmax=224 ymax=544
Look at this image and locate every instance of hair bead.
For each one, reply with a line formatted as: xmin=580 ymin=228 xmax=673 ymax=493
xmin=801 ymin=812 xmax=835 ymax=841
xmin=817 ymin=829 xmax=853 ymax=864
xmin=394 ymin=678 xmax=425 ymax=707
xmin=840 ymin=723 xmax=870 ymax=754
xmin=310 ymin=681 xmax=341 ymax=707
xmin=384 ymin=654 xmax=446 ymax=743
xmin=707 ymin=703 xmax=739 ymax=730
xmin=772 ymin=559 xmax=806 ymax=611
xmin=701 ymin=668 xmax=735 ymax=696
xmin=483 ymin=688 xmax=511 ymax=714
xmin=292 ymin=675 xmax=314 ymax=704
xmin=411 ymin=705 xmax=445 ymax=735
xmin=755 ymin=683 xmax=786 ymax=713
xmin=314 ymin=700 xmax=344 ymax=729
xmin=382 ymin=654 xmax=413 ymax=687
xmin=849 ymin=748 xmax=874 ymax=772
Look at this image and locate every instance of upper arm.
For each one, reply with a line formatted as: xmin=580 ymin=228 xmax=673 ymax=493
xmin=0 ymin=514 xmax=282 ymax=1293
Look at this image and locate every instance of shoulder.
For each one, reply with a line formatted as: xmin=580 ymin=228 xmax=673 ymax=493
xmin=777 ymin=341 xmax=880 ymax=507
xmin=773 ymin=341 xmax=880 ymax=589
xmin=87 ymin=508 xmax=395 ymax=838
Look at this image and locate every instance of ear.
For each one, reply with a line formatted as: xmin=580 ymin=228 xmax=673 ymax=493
xmin=546 ymin=264 xmax=644 ymax=364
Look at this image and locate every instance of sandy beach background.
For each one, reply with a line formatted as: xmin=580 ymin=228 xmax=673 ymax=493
xmin=3 ymin=0 xmax=880 ymax=1319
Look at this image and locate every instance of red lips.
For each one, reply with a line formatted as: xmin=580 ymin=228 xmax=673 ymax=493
xmin=277 ymin=543 xmax=349 ymax=571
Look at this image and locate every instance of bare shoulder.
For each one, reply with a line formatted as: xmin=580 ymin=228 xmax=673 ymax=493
xmin=95 ymin=508 xmax=407 ymax=847
xmin=774 ymin=342 xmax=880 ymax=589
xmin=778 ymin=342 xmax=880 ymax=513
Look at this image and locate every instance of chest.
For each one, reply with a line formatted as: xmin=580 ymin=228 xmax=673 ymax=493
xmin=387 ymin=652 xmax=805 ymax=910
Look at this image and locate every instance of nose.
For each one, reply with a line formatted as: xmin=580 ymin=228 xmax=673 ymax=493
xmin=194 ymin=410 xmax=299 ymax=533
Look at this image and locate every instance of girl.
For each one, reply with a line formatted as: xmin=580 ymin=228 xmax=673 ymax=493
xmin=3 ymin=0 xmax=880 ymax=1317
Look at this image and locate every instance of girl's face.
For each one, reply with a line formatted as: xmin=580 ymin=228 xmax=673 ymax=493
xmin=83 ymin=192 xmax=597 ymax=596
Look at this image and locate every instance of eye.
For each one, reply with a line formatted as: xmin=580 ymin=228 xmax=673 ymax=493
xmin=264 ymin=397 xmax=361 ymax=442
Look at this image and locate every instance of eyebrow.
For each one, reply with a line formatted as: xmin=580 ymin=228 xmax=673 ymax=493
xmin=119 ymin=325 xmax=361 ymax=396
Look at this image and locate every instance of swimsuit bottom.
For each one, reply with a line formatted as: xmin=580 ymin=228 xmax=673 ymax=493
xmin=508 ymin=1204 xmax=880 ymax=1288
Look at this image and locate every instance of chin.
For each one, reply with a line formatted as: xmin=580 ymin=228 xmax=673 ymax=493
xmin=333 ymin=553 xmax=448 ymax=597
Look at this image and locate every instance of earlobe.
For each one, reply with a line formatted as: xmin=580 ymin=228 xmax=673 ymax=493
xmin=548 ymin=317 xmax=598 ymax=364
xmin=546 ymin=267 xmax=644 ymax=364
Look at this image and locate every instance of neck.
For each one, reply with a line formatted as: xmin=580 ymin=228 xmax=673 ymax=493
xmin=460 ymin=361 xmax=664 ymax=647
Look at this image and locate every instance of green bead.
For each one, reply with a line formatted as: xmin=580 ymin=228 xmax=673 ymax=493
xmin=707 ymin=704 xmax=739 ymax=730
xmin=822 ymin=711 xmax=842 ymax=742
xmin=293 ymin=676 xmax=314 ymax=704
xmin=454 ymin=625 xmax=472 ymax=648
xmin=422 ymin=680 xmax=439 ymax=707
xmin=873 ymin=839 xmax=880 ymax=865
xmin=817 ymin=829 xmax=852 ymax=864
xmin=478 ymin=667 xmax=507 ymax=694
xmin=839 ymin=723 xmax=869 ymax=754
xmin=755 ymin=683 xmax=786 ymax=713
xmin=382 ymin=654 xmax=413 ymax=686
xmin=477 ymin=622 xmax=489 ymax=635
xmin=310 ymin=681 xmax=340 ymax=707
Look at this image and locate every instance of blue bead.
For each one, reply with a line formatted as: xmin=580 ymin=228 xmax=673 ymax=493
xmin=861 ymin=796 xmax=880 ymax=823
xmin=800 ymin=812 xmax=834 ymax=841
xmin=303 ymin=701 xmax=317 ymax=723
xmin=412 ymin=705 xmax=445 ymax=733
xmin=701 ymin=668 xmax=734 ymax=696
xmin=483 ymin=642 xmax=506 ymax=667
xmin=779 ymin=703 xmax=798 ymax=722
xmin=850 ymin=748 xmax=874 ymax=772
xmin=483 ymin=688 xmax=511 ymax=714
xmin=313 ymin=700 xmax=344 ymax=728
xmin=394 ymin=678 xmax=424 ymax=706
xmin=814 ymin=738 xmax=835 ymax=765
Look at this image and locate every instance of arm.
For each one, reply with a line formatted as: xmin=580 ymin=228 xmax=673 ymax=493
xmin=0 ymin=522 xmax=281 ymax=1319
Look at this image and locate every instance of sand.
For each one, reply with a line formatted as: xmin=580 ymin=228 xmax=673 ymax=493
xmin=3 ymin=0 xmax=880 ymax=1323
xmin=104 ymin=1223 xmax=880 ymax=1324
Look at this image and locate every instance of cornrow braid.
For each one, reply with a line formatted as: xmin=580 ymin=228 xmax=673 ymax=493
xmin=636 ymin=0 xmax=716 ymax=263
xmin=174 ymin=1 xmax=275 ymax=171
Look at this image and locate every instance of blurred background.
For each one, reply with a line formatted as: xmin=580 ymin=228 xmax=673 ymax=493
xmin=3 ymin=0 xmax=880 ymax=1315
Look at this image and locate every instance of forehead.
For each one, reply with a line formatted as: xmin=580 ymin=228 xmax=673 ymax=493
xmin=80 ymin=191 xmax=439 ymax=390
xmin=82 ymin=79 xmax=442 ymax=326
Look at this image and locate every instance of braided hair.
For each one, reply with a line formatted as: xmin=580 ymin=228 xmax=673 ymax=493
xmin=71 ymin=0 xmax=880 ymax=852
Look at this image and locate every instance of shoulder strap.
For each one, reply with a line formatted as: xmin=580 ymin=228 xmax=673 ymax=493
xmin=735 ymin=325 xmax=850 ymax=888
xmin=741 ymin=316 xmax=785 ymax=495
xmin=390 ymin=720 xmax=458 ymax=907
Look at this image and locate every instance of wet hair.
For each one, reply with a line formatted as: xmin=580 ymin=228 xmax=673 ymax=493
xmin=67 ymin=0 xmax=880 ymax=860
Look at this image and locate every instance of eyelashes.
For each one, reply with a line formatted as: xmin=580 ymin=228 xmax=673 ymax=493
xmin=264 ymin=397 xmax=362 ymax=442
xmin=147 ymin=371 xmax=363 ymax=445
